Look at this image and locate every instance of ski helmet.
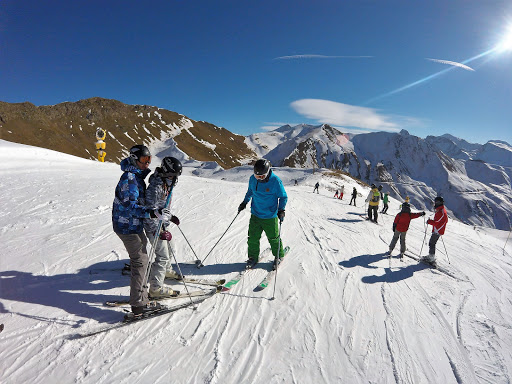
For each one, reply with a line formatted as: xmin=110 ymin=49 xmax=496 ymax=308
xmin=401 ymin=202 xmax=411 ymax=213
xmin=129 ymin=145 xmax=151 ymax=162
xmin=254 ymin=159 xmax=271 ymax=176
xmin=161 ymin=157 xmax=182 ymax=177
xmin=434 ymin=196 xmax=444 ymax=206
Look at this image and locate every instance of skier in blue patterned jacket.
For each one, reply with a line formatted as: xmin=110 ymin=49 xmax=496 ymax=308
xmin=112 ymin=145 xmax=172 ymax=317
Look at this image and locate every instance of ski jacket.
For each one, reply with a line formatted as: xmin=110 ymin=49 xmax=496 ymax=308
xmin=383 ymin=194 xmax=389 ymax=204
xmin=112 ymin=158 xmax=151 ymax=234
xmin=393 ymin=212 xmax=422 ymax=232
xmin=427 ymin=205 xmax=448 ymax=235
xmin=243 ymin=170 xmax=288 ymax=219
xmin=366 ymin=188 xmax=380 ymax=206
xmin=352 ymin=189 xmax=357 ymax=197
xmin=143 ymin=169 xmax=176 ymax=235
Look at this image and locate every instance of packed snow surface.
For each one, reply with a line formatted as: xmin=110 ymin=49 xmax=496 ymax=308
xmin=1 ymin=140 xmax=511 ymax=384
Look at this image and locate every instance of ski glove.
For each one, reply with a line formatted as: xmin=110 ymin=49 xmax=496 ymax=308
xmin=153 ymin=208 xmax=172 ymax=223
xmin=238 ymin=201 xmax=247 ymax=212
xmin=421 ymin=211 xmax=426 ymax=216
xmin=277 ymin=210 xmax=285 ymax=222
xmin=159 ymin=230 xmax=172 ymax=241
xmin=170 ymin=215 xmax=180 ymax=225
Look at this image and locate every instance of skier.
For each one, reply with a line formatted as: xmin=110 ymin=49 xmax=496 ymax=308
xmin=378 ymin=185 xmax=383 ymax=199
xmin=340 ymin=185 xmax=345 ymax=200
xmin=386 ymin=203 xmax=425 ymax=259
xmin=399 ymin=196 xmax=410 ymax=210
xmin=334 ymin=190 xmax=340 ymax=199
xmin=365 ymin=184 xmax=380 ymax=223
xmin=421 ymin=196 xmax=448 ymax=266
xmin=238 ymin=159 xmax=288 ymax=269
xmin=381 ymin=192 xmax=389 ymax=214
xmin=313 ymin=182 xmax=320 ymax=194
xmin=349 ymin=187 xmax=357 ymax=206
xmin=294 ymin=179 xmax=298 ymax=186
xmin=144 ymin=157 xmax=183 ymax=299
xmin=112 ymin=145 xmax=172 ymax=316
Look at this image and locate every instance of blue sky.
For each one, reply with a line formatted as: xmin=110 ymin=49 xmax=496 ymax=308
xmin=1 ymin=0 xmax=511 ymax=145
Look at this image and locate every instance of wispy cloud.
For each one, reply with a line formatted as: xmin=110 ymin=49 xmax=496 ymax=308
xmin=290 ymin=99 xmax=399 ymax=131
xmin=260 ymin=122 xmax=296 ymax=131
xmin=274 ymin=54 xmax=373 ymax=60
xmin=426 ymin=58 xmax=475 ymax=71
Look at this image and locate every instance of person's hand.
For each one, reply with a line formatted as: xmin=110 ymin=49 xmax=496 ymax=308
xmin=238 ymin=201 xmax=247 ymax=212
xmin=154 ymin=208 xmax=172 ymax=223
xmin=159 ymin=230 xmax=172 ymax=241
xmin=170 ymin=215 xmax=180 ymax=225
xmin=277 ymin=210 xmax=285 ymax=222
xmin=421 ymin=211 xmax=426 ymax=216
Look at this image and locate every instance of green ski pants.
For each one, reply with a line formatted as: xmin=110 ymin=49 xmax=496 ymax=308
xmin=247 ymin=215 xmax=284 ymax=261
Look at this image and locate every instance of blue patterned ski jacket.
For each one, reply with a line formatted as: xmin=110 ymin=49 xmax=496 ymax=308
xmin=112 ymin=158 xmax=151 ymax=234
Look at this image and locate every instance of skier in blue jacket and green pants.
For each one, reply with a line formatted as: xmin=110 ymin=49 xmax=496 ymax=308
xmin=238 ymin=159 xmax=288 ymax=269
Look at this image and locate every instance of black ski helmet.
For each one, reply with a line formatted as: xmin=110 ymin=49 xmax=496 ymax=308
xmin=254 ymin=159 xmax=271 ymax=176
xmin=434 ymin=196 xmax=444 ymax=206
xmin=161 ymin=157 xmax=182 ymax=177
xmin=129 ymin=145 xmax=151 ymax=161
xmin=401 ymin=202 xmax=411 ymax=213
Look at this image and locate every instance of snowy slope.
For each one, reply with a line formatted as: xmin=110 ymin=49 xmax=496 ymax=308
xmin=1 ymin=140 xmax=512 ymax=384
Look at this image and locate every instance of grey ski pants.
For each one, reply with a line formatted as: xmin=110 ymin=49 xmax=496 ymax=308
xmin=429 ymin=233 xmax=441 ymax=255
xmin=146 ymin=231 xmax=177 ymax=290
xmin=116 ymin=232 xmax=149 ymax=307
xmin=389 ymin=230 xmax=407 ymax=254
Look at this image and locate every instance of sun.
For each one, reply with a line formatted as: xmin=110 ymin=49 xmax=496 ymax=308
xmin=496 ymin=25 xmax=512 ymax=52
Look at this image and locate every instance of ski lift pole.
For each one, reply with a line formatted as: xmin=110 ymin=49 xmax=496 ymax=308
xmin=142 ymin=177 xmax=176 ymax=288
xmin=271 ymin=219 xmax=283 ymax=301
xmin=440 ymin=235 xmax=451 ymax=264
xmin=197 ymin=211 xmax=241 ymax=268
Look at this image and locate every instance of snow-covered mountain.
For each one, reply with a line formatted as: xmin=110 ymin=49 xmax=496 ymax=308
xmin=246 ymin=125 xmax=512 ymax=231
xmin=1 ymin=140 xmax=511 ymax=383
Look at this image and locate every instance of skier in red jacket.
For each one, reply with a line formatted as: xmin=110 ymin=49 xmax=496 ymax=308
xmin=421 ymin=196 xmax=448 ymax=266
xmin=386 ymin=202 xmax=425 ymax=259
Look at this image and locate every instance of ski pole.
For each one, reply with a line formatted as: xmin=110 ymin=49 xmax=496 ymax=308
xmin=271 ymin=219 xmax=283 ymax=301
xmin=419 ymin=217 xmax=429 ymax=256
xmin=142 ymin=177 xmax=177 ymax=289
xmin=197 ymin=211 xmax=240 ymax=268
xmin=169 ymin=245 xmax=197 ymax=309
xmin=176 ymin=225 xmax=201 ymax=263
xmin=440 ymin=235 xmax=451 ymax=264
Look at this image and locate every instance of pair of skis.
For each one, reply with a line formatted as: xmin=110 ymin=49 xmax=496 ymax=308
xmin=221 ymin=246 xmax=290 ymax=292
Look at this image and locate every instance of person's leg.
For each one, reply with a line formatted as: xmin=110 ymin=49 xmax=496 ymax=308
xmin=399 ymin=231 xmax=407 ymax=254
xmin=389 ymin=230 xmax=400 ymax=252
xmin=247 ymin=215 xmax=264 ymax=262
xmin=429 ymin=233 xmax=440 ymax=256
xmin=117 ymin=232 xmax=149 ymax=307
xmin=262 ymin=217 xmax=284 ymax=259
xmin=146 ymin=231 xmax=171 ymax=291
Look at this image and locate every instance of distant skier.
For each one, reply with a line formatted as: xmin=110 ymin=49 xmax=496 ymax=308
xmin=340 ymin=185 xmax=345 ymax=200
xmin=144 ymin=157 xmax=183 ymax=299
xmin=334 ymin=190 xmax=340 ymax=198
xmin=238 ymin=159 xmax=288 ymax=269
xmin=378 ymin=185 xmax=383 ymax=199
xmin=386 ymin=203 xmax=425 ymax=259
xmin=313 ymin=182 xmax=320 ymax=194
xmin=365 ymin=184 xmax=380 ymax=223
xmin=421 ymin=196 xmax=448 ymax=267
xmin=112 ymin=145 xmax=170 ymax=316
xmin=349 ymin=187 xmax=357 ymax=206
xmin=294 ymin=179 xmax=298 ymax=186
xmin=381 ymin=192 xmax=389 ymax=214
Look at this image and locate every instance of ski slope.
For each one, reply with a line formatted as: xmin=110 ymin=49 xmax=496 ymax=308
xmin=1 ymin=140 xmax=511 ymax=384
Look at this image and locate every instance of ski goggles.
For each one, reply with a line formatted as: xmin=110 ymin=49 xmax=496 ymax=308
xmin=137 ymin=156 xmax=151 ymax=165
xmin=254 ymin=171 xmax=269 ymax=180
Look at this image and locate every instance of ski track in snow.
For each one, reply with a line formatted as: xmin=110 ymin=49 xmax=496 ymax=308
xmin=1 ymin=142 xmax=512 ymax=384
